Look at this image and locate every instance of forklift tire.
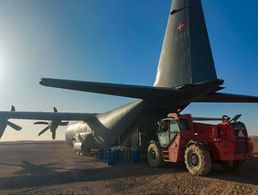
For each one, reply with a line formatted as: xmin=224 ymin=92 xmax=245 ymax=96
xmin=184 ymin=144 xmax=211 ymax=176
xmin=147 ymin=143 xmax=163 ymax=168
xmin=220 ymin=160 xmax=242 ymax=172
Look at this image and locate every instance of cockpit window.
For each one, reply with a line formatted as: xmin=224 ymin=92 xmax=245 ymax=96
xmin=232 ymin=122 xmax=247 ymax=137
xmin=179 ymin=118 xmax=190 ymax=131
xmin=159 ymin=120 xmax=169 ymax=132
xmin=170 ymin=120 xmax=180 ymax=133
xmin=159 ymin=119 xmax=189 ymax=133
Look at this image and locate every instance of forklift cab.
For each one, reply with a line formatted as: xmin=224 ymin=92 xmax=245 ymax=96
xmin=158 ymin=118 xmax=180 ymax=147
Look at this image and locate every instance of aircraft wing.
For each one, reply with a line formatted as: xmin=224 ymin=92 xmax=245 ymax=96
xmin=0 ymin=111 xmax=97 ymax=121
xmin=0 ymin=109 xmax=97 ymax=139
xmin=194 ymin=93 xmax=258 ymax=103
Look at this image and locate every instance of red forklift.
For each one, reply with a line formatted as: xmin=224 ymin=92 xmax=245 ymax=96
xmin=147 ymin=113 xmax=253 ymax=176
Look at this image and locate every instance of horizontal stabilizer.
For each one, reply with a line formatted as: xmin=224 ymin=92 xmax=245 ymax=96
xmin=40 ymin=78 xmax=258 ymax=104
xmin=40 ymin=78 xmax=224 ymax=105
xmin=40 ymin=78 xmax=182 ymax=100
xmin=195 ymin=93 xmax=258 ymax=103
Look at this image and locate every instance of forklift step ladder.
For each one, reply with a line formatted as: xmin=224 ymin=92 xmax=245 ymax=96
xmin=162 ymin=150 xmax=170 ymax=161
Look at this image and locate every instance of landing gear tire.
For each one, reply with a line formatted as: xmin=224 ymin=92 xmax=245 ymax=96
xmin=147 ymin=143 xmax=163 ymax=168
xmin=184 ymin=144 xmax=211 ymax=176
xmin=220 ymin=160 xmax=242 ymax=172
xmin=81 ymin=149 xmax=91 ymax=156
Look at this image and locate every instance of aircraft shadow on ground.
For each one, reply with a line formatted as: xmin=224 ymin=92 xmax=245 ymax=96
xmin=0 ymin=157 xmax=257 ymax=189
xmin=0 ymin=160 xmax=182 ymax=189
xmin=207 ymin=157 xmax=258 ymax=185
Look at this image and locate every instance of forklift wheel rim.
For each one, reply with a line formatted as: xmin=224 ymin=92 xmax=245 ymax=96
xmin=189 ymin=153 xmax=199 ymax=167
xmin=150 ymin=149 xmax=157 ymax=160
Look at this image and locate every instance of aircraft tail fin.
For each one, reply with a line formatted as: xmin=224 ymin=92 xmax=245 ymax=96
xmin=154 ymin=0 xmax=217 ymax=88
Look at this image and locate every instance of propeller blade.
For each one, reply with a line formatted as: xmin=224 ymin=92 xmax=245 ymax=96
xmin=11 ymin=105 xmax=15 ymax=112
xmin=34 ymin=121 xmax=49 ymax=125
xmin=52 ymin=131 xmax=56 ymax=140
xmin=38 ymin=126 xmax=50 ymax=136
xmin=60 ymin=121 xmax=69 ymax=126
xmin=7 ymin=121 xmax=22 ymax=131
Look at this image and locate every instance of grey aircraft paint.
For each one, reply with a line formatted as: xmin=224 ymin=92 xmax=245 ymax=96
xmin=65 ymin=100 xmax=145 ymax=149
xmin=0 ymin=0 xmax=258 ymax=153
xmin=154 ymin=0 xmax=217 ymax=88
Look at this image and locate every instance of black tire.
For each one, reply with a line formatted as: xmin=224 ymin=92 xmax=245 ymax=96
xmin=220 ymin=160 xmax=242 ymax=172
xmin=81 ymin=144 xmax=91 ymax=156
xmin=147 ymin=143 xmax=163 ymax=168
xmin=184 ymin=144 xmax=212 ymax=176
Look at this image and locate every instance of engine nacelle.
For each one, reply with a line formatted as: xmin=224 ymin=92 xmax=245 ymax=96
xmin=65 ymin=122 xmax=88 ymax=145
xmin=65 ymin=121 xmax=100 ymax=150
xmin=73 ymin=142 xmax=82 ymax=152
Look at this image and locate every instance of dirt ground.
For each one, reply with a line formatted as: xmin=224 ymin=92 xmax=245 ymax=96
xmin=252 ymin=136 xmax=258 ymax=153
xmin=0 ymin=141 xmax=258 ymax=195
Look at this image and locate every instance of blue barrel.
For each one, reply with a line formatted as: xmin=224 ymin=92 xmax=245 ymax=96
xmin=113 ymin=150 xmax=119 ymax=162
xmin=104 ymin=149 xmax=109 ymax=162
xmin=116 ymin=150 xmax=124 ymax=162
xmin=97 ymin=149 xmax=104 ymax=160
xmin=131 ymin=149 xmax=140 ymax=164
xmin=107 ymin=150 xmax=116 ymax=166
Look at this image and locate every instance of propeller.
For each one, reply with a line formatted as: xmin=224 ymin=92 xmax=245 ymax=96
xmin=34 ymin=107 xmax=69 ymax=140
xmin=0 ymin=105 xmax=22 ymax=138
xmin=8 ymin=105 xmax=22 ymax=131
xmin=6 ymin=121 xmax=22 ymax=131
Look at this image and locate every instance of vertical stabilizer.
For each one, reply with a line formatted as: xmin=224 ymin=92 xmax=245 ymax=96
xmin=154 ymin=0 xmax=217 ymax=88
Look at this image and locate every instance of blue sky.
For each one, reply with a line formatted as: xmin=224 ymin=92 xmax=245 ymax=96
xmin=0 ymin=0 xmax=257 ymax=140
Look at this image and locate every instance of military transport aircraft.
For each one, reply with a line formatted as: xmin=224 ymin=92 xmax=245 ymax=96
xmin=0 ymin=0 xmax=258 ymax=154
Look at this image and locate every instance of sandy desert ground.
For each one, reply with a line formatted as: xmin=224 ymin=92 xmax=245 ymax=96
xmin=252 ymin=136 xmax=258 ymax=153
xmin=0 ymin=140 xmax=258 ymax=195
